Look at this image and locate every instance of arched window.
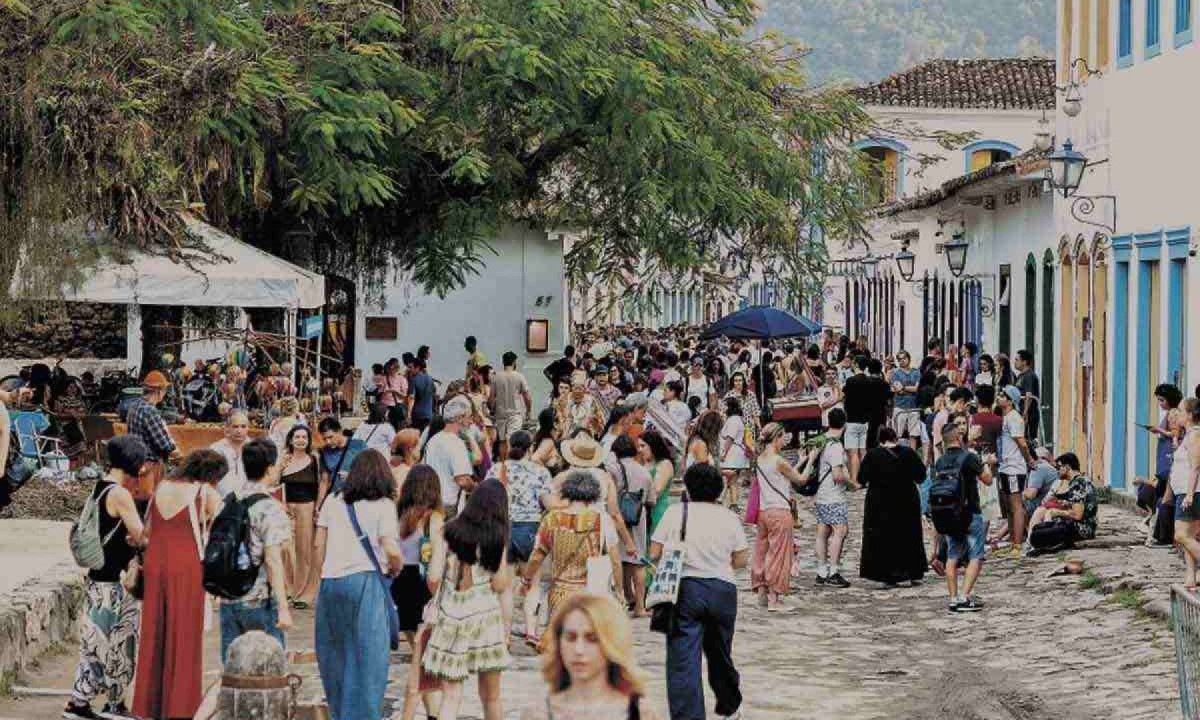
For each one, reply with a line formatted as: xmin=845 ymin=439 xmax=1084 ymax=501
xmin=963 ymin=140 xmax=1020 ymax=173
xmin=852 ymin=138 xmax=907 ymax=204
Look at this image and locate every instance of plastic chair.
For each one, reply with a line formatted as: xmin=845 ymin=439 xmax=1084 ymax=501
xmin=10 ymin=410 xmax=69 ymax=471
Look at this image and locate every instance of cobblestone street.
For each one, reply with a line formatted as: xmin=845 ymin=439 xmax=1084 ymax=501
xmin=0 ymin=494 xmax=1183 ymax=720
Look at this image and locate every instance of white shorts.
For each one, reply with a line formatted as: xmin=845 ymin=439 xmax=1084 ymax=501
xmin=892 ymin=409 xmax=923 ymax=439
xmin=844 ymin=422 xmax=869 ymax=450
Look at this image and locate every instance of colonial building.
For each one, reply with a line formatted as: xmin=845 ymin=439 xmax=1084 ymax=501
xmin=822 ymin=57 xmax=1056 ymax=365
xmin=1054 ymin=0 xmax=1200 ymax=491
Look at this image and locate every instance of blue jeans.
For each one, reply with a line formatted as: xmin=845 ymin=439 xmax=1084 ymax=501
xmin=666 ymin=577 xmax=741 ymax=720
xmin=220 ymin=598 xmax=285 ymax=663
xmin=316 ymin=572 xmax=391 ymax=720
xmin=945 ymin=513 xmax=986 ymax=562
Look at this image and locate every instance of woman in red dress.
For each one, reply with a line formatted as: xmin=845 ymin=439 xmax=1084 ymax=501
xmin=133 ymin=450 xmax=225 ymax=720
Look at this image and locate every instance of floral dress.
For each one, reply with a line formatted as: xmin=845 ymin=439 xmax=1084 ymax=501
xmin=421 ymin=554 xmax=510 ymax=681
xmin=529 ymin=509 xmax=605 ymax=618
xmin=1054 ymin=475 xmax=1099 ymax=540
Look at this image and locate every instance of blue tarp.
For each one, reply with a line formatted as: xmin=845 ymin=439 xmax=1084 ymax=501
xmin=700 ymin=305 xmax=821 ymax=340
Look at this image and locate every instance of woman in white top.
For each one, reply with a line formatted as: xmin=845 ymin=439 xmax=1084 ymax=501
xmin=314 ymin=449 xmax=403 ymax=720
xmin=353 ymin=403 xmax=398 ymax=457
xmin=684 ymin=360 xmax=714 ymax=411
xmin=1172 ymin=398 xmax=1200 ymax=590
xmin=751 ymin=423 xmax=819 ymax=611
xmin=718 ymin=397 xmax=752 ymax=511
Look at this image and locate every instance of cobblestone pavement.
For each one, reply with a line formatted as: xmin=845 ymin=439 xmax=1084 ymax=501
xmin=0 ymin=495 xmax=1183 ymax=719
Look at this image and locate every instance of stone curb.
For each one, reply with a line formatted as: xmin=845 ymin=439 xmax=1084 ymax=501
xmin=0 ymin=562 xmax=84 ymax=691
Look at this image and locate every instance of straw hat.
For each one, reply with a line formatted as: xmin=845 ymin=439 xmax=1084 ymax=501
xmin=142 ymin=370 xmax=170 ymax=389
xmin=561 ymin=434 xmax=608 ymax=468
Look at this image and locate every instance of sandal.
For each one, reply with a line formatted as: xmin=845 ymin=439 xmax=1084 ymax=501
xmin=291 ymin=599 xmax=310 ymax=610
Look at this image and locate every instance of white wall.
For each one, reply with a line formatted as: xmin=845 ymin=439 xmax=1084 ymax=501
xmin=868 ymin=106 xmax=1046 ymax=199
xmin=355 ymin=224 xmax=566 ymax=404
xmin=1056 ymin=0 xmax=1200 ymax=488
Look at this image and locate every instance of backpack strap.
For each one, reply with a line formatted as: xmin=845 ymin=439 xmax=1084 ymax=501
xmin=96 ymin=484 xmax=123 ymax=547
xmin=345 ymin=500 xmax=391 ymax=594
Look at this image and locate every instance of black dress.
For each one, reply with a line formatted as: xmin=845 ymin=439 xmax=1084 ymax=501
xmin=859 ymin=444 xmax=927 ymax=584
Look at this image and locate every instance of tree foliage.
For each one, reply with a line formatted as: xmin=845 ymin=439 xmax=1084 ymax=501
xmin=1 ymin=0 xmax=878 ymax=316
xmin=754 ymin=0 xmax=1055 ymax=84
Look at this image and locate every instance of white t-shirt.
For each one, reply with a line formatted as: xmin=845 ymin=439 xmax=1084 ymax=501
xmin=317 ymin=494 xmax=399 ymax=579
xmin=651 ymin=502 xmax=748 ymax=585
xmin=685 ymin=375 xmax=710 ymax=405
xmin=666 ymin=400 xmax=692 ymax=429
xmin=353 ymin=422 xmax=396 ymax=458
xmin=719 ymin=415 xmax=749 ymax=469
xmin=814 ymin=439 xmax=848 ymax=506
xmin=999 ymin=410 xmax=1027 ymax=475
xmin=423 ymin=431 xmax=474 ymax=507
xmin=663 ymin=368 xmax=682 ymax=386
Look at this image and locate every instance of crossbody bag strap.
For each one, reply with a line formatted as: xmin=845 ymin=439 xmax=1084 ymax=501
xmin=186 ymin=486 xmax=206 ymax=561
xmin=755 ymin=462 xmax=791 ymax=504
xmin=345 ymin=500 xmax=390 ymax=590
xmin=680 ymin=496 xmax=689 ymax=542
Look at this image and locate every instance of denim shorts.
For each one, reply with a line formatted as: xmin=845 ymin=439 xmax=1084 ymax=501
xmin=509 ymin=521 xmax=540 ymax=563
xmin=844 ymin=422 xmax=869 ymax=450
xmin=1175 ymin=493 xmax=1200 ymax=522
xmin=945 ymin=513 xmax=986 ymax=562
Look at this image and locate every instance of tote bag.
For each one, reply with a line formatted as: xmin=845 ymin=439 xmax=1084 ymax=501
xmin=585 ymin=526 xmax=613 ymax=595
xmin=646 ymin=499 xmax=688 ymax=612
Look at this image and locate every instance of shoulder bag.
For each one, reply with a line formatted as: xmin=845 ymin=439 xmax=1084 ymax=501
xmin=755 ymin=461 xmax=796 ymax=520
xmin=647 ymin=498 xmax=688 ymax=634
xmin=346 ymin=500 xmax=401 ymax=651
xmin=615 ymin=460 xmax=644 ymax=528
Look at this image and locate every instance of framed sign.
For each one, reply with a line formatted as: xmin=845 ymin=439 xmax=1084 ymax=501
xmin=365 ymin=316 xmax=398 ymax=340
xmin=526 ymin=319 xmax=550 ymax=353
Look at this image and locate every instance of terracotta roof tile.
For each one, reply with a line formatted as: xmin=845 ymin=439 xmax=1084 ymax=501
xmin=852 ymin=58 xmax=1056 ymax=111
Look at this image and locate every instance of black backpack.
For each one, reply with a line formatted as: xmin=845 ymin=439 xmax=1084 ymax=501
xmin=202 ymin=492 xmax=269 ymax=600
xmin=928 ymin=451 xmax=972 ymax=536
xmin=794 ymin=439 xmax=837 ymax=497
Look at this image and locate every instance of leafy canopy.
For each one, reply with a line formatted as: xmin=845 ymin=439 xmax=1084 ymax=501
xmin=1 ymin=0 xmax=876 ymax=313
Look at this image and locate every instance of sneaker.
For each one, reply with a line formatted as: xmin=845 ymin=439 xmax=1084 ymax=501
xmin=719 ymin=712 xmax=743 ymax=720
xmin=957 ymin=597 xmax=984 ymax=612
xmin=99 ymin=703 xmax=137 ymax=720
xmin=815 ymin=574 xmax=828 ymax=586
xmin=826 ymin=573 xmax=851 ymax=589
xmin=946 ymin=600 xmax=960 ymax=613
xmin=63 ymin=703 xmax=100 ymax=720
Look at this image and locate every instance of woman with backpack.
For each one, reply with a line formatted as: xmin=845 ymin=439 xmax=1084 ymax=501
xmin=314 ymin=449 xmax=404 ymax=720
xmin=63 ymin=436 xmax=150 ymax=720
xmin=606 ymin=435 xmax=652 ymax=617
xmin=751 ymin=423 xmax=819 ymax=611
xmin=132 ymin=450 xmax=226 ymax=720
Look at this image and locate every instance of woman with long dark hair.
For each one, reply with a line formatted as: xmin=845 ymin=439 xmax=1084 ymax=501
xmin=641 ymin=430 xmax=676 ymax=539
xmin=396 ymin=464 xmax=446 ymax=720
xmin=314 ymin=450 xmax=403 ymax=720
xmin=531 ymin=407 xmax=564 ymax=473
xmin=280 ymin=424 xmax=321 ymax=607
xmin=723 ymin=371 xmax=761 ymax=435
xmin=423 ymin=479 xmax=512 ymax=720
xmin=685 ymin=410 xmax=723 ymax=473
xmin=607 ymin=435 xmax=652 ymax=616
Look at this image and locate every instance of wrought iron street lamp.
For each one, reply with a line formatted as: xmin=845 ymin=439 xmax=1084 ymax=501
xmin=943 ymin=232 xmax=969 ymax=278
xmin=1033 ymin=110 xmax=1053 ymax=152
xmin=894 ymin=247 xmax=916 ymax=282
xmin=1047 ymin=139 xmax=1088 ymax=198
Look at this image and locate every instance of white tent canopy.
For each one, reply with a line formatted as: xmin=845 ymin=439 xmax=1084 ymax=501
xmin=56 ymin=214 xmax=325 ymax=309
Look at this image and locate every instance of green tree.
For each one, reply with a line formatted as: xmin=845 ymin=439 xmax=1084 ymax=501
xmin=1 ymin=0 xmax=875 ymax=316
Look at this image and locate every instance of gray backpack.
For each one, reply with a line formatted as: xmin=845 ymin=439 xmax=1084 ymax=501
xmin=69 ymin=484 xmax=122 ymax=570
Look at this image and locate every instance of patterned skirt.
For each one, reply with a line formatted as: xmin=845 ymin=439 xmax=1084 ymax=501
xmin=421 ymin=582 xmax=511 ymax=681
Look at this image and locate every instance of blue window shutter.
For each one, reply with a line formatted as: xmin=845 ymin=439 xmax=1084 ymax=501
xmin=1119 ymin=0 xmax=1134 ymax=63
xmin=1147 ymin=0 xmax=1162 ymax=52
xmin=1178 ymin=0 xmax=1194 ymax=45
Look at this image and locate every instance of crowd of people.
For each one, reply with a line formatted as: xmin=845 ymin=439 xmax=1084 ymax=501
xmin=53 ymin=322 xmax=1196 ymax=720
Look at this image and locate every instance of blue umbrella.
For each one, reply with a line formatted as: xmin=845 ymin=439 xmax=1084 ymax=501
xmin=700 ymin=305 xmax=820 ymax=341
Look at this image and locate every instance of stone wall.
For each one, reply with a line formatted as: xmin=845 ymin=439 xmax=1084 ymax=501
xmin=0 ymin=562 xmax=84 ymax=690
xmin=0 ymin=303 xmax=126 ymax=360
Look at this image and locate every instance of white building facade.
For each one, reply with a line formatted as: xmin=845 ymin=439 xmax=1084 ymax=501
xmin=1054 ymin=0 xmax=1200 ymax=490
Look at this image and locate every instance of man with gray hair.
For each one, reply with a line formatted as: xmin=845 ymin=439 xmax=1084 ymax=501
xmin=210 ymin=409 xmax=250 ymax=496
xmin=424 ymin=395 xmax=478 ymax=516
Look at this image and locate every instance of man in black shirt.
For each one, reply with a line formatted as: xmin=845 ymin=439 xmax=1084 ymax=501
xmin=543 ymin=345 xmax=577 ymax=397
xmin=841 ymin=355 xmax=871 ymax=483
xmin=920 ymin=338 xmax=944 ymax=377
xmin=863 ymin=358 xmax=894 ymax=452
xmin=1014 ymin=349 xmax=1041 ymax=444
xmin=935 ymin=420 xmax=992 ymax=612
